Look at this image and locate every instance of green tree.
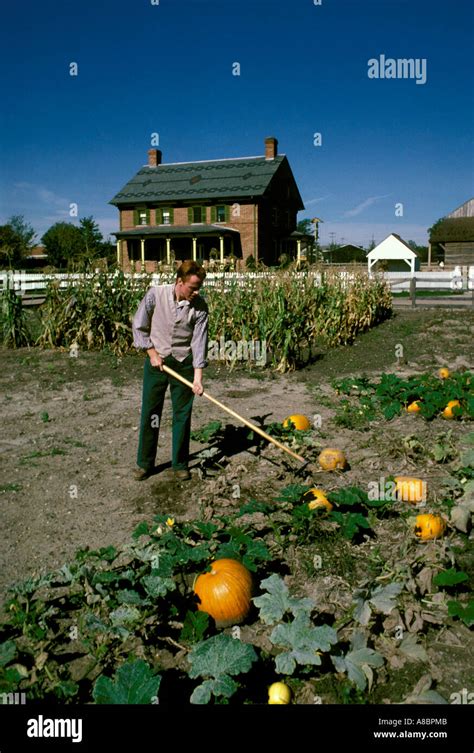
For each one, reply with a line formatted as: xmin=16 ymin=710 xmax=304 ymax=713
xmin=41 ymin=222 xmax=83 ymax=269
xmin=79 ymin=216 xmax=103 ymax=265
xmin=407 ymin=240 xmax=429 ymax=263
xmin=297 ymin=219 xmax=312 ymax=235
xmin=0 ymin=215 xmax=36 ymax=268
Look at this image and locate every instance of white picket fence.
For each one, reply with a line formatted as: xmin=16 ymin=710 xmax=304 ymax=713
xmin=1 ymin=267 xmax=473 ymax=294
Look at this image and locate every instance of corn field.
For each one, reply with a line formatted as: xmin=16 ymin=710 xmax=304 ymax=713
xmin=0 ymin=270 xmax=392 ymax=371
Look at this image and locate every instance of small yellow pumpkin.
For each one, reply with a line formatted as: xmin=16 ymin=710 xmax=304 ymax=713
xmin=303 ymin=488 xmax=333 ymax=512
xmin=318 ymin=448 xmax=347 ymax=471
xmin=438 ymin=367 xmax=450 ymax=379
xmin=283 ymin=414 xmax=311 ymax=431
xmin=442 ymin=400 xmax=461 ymax=420
xmin=268 ymin=682 xmax=292 ymax=705
xmin=394 ymin=476 xmax=427 ymax=504
xmin=414 ymin=514 xmax=446 ymax=540
xmin=194 ymin=559 xmax=252 ymax=628
xmin=406 ymin=401 xmax=422 ymax=413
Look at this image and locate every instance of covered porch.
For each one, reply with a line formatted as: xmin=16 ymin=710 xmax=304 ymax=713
xmin=114 ymin=225 xmax=242 ymax=271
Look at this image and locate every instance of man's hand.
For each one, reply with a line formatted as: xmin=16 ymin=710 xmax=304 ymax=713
xmin=148 ymin=348 xmax=164 ymax=370
xmin=193 ymin=367 xmax=204 ymax=395
xmin=192 ymin=379 xmax=204 ymax=396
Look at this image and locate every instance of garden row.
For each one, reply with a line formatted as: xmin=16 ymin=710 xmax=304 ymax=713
xmin=1 ymin=271 xmax=392 ymax=371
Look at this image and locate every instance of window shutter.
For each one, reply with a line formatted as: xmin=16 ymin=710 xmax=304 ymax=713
xmin=156 ymin=207 xmax=163 ymax=224
xmin=225 ymin=205 xmax=230 ymax=222
xmin=188 ymin=206 xmax=193 ymax=223
xmin=210 ymin=206 xmax=216 ymax=222
xmin=133 ymin=209 xmax=139 ymax=226
xmin=169 ymin=207 xmax=174 ymax=224
xmin=146 ymin=208 xmax=150 ymax=225
xmin=201 ymin=206 xmax=207 ymax=223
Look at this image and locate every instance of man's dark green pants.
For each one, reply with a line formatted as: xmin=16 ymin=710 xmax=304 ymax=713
xmin=137 ymin=353 xmax=194 ymax=472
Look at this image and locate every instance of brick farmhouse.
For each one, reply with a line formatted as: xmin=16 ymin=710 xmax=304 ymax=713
xmin=109 ymin=137 xmax=305 ymax=271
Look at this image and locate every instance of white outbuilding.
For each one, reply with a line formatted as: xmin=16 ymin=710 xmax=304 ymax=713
xmin=367 ymin=234 xmax=418 ymax=275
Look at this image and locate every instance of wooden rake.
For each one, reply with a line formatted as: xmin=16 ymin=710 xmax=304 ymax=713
xmin=162 ymin=363 xmax=310 ymax=475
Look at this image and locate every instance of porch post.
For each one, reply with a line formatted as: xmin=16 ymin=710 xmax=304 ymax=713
xmin=297 ymin=239 xmax=301 ymax=264
xmin=192 ymin=237 xmax=197 ymax=261
xmin=166 ymin=237 xmax=171 ymax=265
xmin=116 ymin=239 xmax=121 ymax=267
xmin=140 ymin=238 xmax=145 ymax=270
xmin=428 ymin=242 xmax=432 ymax=269
xmin=219 ymin=235 xmax=224 ymax=262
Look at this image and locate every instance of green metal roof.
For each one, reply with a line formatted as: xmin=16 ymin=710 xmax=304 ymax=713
xmin=109 ymin=154 xmax=304 ymax=208
xmin=114 ymin=224 xmax=240 ymax=238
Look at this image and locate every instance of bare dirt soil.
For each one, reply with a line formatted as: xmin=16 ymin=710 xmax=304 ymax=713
xmin=1 ymin=307 xmax=473 ymax=704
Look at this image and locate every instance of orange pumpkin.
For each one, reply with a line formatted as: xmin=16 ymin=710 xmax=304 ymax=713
xmin=406 ymin=401 xmax=422 ymax=413
xmin=442 ymin=400 xmax=461 ymax=420
xmin=303 ymin=488 xmax=333 ymax=512
xmin=414 ymin=514 xmax=446 ymax=540
xmin=283 ymin=414 xmax=311 ymax=431
xmin=394 ymin=476 xmax=427 ymax=504
xmin=438 ymin=367 xmax=450 ymax=379
xmin=194 ymin=559 xmax=252 ymax=628
xmin=318 ymin=448 xmax=347 ymax=471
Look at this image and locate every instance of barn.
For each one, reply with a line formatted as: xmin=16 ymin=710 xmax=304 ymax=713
xmin=429 ymin=199 xmax=474 ymax=266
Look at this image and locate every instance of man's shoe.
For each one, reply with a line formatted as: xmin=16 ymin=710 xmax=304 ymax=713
xmin=133 ymin=467 xmax=153 ymax=481
xmin=173 ymin=468 xmax=191 ymax=481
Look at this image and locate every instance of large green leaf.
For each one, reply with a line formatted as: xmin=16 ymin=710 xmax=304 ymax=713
xmin=332 ymin=646 xmax=384 ymax=691
xmin=109 ymin=606 xmax=141 ymax=627
xmin=93 ymin=660 xmax=161 ymax=704
xmin=188 ymin=634 xmax=257 ymax=681
xmin=253 ymin=574 xmax=313 ymax=624
xmin=190 ymin=675 xmax=237 ymax=705
xmin=270 ymin=613 xmax=338 ymax=675
xmin=142 ymin=573 xmax=176 ymax=598
xmin=433 ymin=569 xmax=469 ymax=587
xmin=447 ymin=599 xmax=474 ymax=626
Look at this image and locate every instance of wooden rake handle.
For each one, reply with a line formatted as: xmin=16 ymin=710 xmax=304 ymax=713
xmin=161 ymin=363 xmax=306 ymax=464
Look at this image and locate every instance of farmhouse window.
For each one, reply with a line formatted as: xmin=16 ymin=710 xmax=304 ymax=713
xmin=189 ymin=206 xmax=206 ymax=223
xmin=134 ymin=208 xmax=150 ymax=226
xmin=162 ymin=208 xmax=173 ymax=225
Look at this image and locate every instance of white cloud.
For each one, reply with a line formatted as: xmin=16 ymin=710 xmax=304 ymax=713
xmin=343 ymin=194 xmax=392 ymax=217
xmin=304 ymin=194 xmax=332 ymax=207
xmin=13 ymin=182 xmax=70 ymax=209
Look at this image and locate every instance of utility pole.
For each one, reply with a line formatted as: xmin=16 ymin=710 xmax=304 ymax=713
xmin=311 ymin=217 xmax=323 ymax=264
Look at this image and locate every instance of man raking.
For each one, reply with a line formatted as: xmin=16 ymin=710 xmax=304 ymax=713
xmin=132 ymin=260 xmax=208 ymax=481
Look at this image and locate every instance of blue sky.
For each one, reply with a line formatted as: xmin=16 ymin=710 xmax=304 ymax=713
xmin=1 ymin=0 xmax=472 ymax=248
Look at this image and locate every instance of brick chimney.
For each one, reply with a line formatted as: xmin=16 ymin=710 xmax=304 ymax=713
xmin=148 ymin=148 xmax=162 ymax=167
xmin=265 ymin=137 xmax=278 ymax=160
